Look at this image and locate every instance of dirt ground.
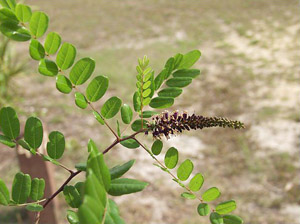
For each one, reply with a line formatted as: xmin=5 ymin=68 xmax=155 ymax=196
xmin=0 ymin=0 xmax=299 ymax=223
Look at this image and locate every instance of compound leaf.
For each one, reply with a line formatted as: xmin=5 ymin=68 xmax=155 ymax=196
xmin=158 ymin=87 xmax=182 ymax=98
xmin=210 ymin=212 xmax=223 ymax=224
xmin=104 ymin=199 xmax=125 ymax=224
xmin=173 ymin=69 xmax=200 ymax=78
xmin=120 ymin=137 xmax=139 ymax=149
xmin=166 ymin=77 xmax=192 ymax=88
xmin=25 ymin=204 xmax=43 ymax=212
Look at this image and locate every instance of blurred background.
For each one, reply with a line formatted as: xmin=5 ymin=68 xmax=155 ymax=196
xmin=0 ymin=0 xmax=299 ymax=223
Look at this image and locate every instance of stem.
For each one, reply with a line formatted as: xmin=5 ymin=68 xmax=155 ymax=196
xmin=43 ymin=170 xmax=81 ymax=208
xmin=133 ymin=137 xmax=204 ymax=203
xmin=72 ymin=86 xmax=119 ymax=140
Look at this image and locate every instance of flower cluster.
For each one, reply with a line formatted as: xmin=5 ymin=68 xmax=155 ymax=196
xmin=146 ymin=111 xmax=245 ymax=139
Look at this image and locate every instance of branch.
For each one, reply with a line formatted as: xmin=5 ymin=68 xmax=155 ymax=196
xmin=42 ymin=170 xmax=81 ymax=208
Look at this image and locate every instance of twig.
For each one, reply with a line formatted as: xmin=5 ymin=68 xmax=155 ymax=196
xmin=43 ymin=170 xmax=81 ymax=209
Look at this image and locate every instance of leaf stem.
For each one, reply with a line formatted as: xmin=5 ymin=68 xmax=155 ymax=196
xmin=133 ymin=137 xmax=203 ymax=203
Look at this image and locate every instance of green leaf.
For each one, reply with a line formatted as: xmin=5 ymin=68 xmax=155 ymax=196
xmin=173 ymin=69 xmax=200 ymax=78
xmin=56 ymin=74 xmax=73 ymax=94
xmin=75 ymin=162 xmax=86 ymax=172
xmin=87 ymin=139 xmax=98 ymax=154
xmin=197 ymin=203 xmax=210 ymax=216
xmin=223 ymin=215 xmax=243 ymax=224
xmin=120 ymin=137 xmax=139 ymax=149
xmin=29 ymin=11 xmax=49 ymax=38
xmin=177 ymin=159 xmax=194 ymax=181
xmin=25 ymin=204 xmax=43 ymax=212
xmin=46 ymin=131 xmax=65 ymax=159
xmin=67 ymin=210 xmax=79 ymax=224
xmin=177 ymin=50 xmax=201 ymax=69
xmin=78 ymin=195 xmax=103 ymax=224
xmin=149 ymin=97 xmax=174 ymax=109
xmin=0 ymin=134 xmax=15 ymax=148
xmin=69 ymin=57 xmax=95 ymax=85
xmin=84 ymin=170 xmax=106 ymax=207
xmin=210 ymin=212 xmax=223 ymax=224
xmin=120 ymin=104 xmax=133 ymax=124
xmin=131 ymin=119 xmax=147 ymax=132
xmin=164 ymin=57 xmax=175 ymax=79
xmin=93 ymin=111 xmax=104 ymax=125
xmin=75 ymin=92 xmax=88 ymax=109
xmin=30 ymin=178 xmax=45 ymax=201
xmin=0 ymin=8 xmax=18 ymax=23
xmin=181 ymin=192 xmax=196 ymax=200
xmin=110 ymin=160 xmax=135 ymax=180
xmin=56 ymin=42 xmax=76 ymax=70
xmin=44 ymin=32 xmax=61 ymax=55
xmin=38 ymin=59 xmax=58 ymax=77
xmin=166 ymin=77 xmax=192 ymax=88
xmin=0 ymin=21 xmax=31 ymax=41
xmin=108 ymin=178 xmax=148 ymax=196
xmin=215 ymin=200 xmax=237 ymax=214
xmin=87 ymin=153 xmax=111 ymax=191
xmin=17 ymin=139 xmax=30 ymax=150
xmin=24 ymin=117 xmax=43 ymax=150
xmin=0 ymin=179 xmax=10 ymax=205
xmin=12 ymin=172 xmax=31 ymax=204
xmin=164 ymin=147 xmax=178 ymax=169
xmin=0 ymin=107 xmax=20 ymax=140
xmin=101 ymin=96 xmax=122 ymax=119
xmin=104 ymin=199 xmax=125 ymax=224
xmin=154 ymin=69 xmax=167 ymax=90
xmin=86 ymin=75 xmax=109 ymax=102
xmin=158 ymin=87 xmax=182 ymax=98
xmin=63 ymin=185 xmax=81 ymax=208
xmin=29 ymin=39 xmax=45 ymax=60
xmin=151 ymin=140 xmax=163 ymax=155
xmin=0 ymin=0 xmax=16 ymax=10
xmin=15 ymin=4 xmax=32 ymax=22
xmin=202 ymin=187 xmax=221 ymax=202
xmin=140 ymin=110 xmax=158 ymax=118
xmin=173 ymin=53 xmax=183 ymax=69
xmin=133 ymin=91 xmax=141 ymax=112
xmin=189 ymin=173 xmax=204 ymax=192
